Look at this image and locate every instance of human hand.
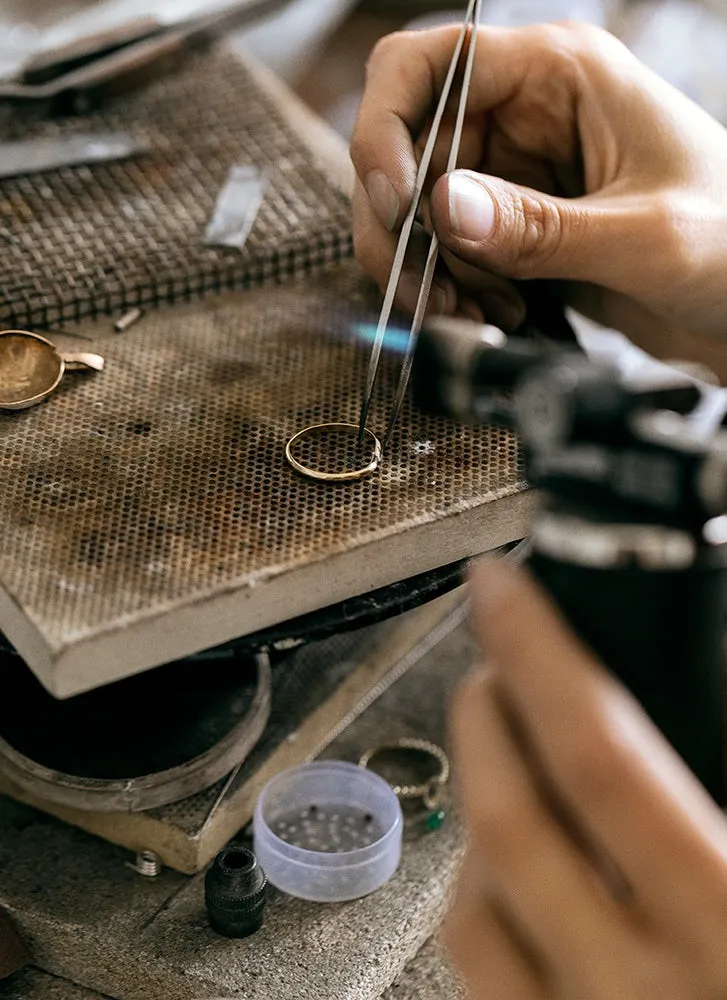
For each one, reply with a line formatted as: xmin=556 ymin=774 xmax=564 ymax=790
xmin=351 ymin=23 xmax=727 ymax=370
xmin=444 ymin=558 xmax=727 ymax=999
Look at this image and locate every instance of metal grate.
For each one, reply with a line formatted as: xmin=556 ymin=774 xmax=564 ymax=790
xmin=0 ymin=48 xmax=528 ymax=695
xmin=0 ymin=261 xmax=527 ymax=695
xmin=0 ymin=47 xmax=352 ymax=329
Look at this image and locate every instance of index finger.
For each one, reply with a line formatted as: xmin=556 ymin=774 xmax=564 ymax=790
xmin=349 ymin=23 xmax=552 ymax=229
xmin=468 ymin=559 xmax=727 ymax=949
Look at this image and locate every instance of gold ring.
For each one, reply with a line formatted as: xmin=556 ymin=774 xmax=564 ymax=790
xmin=285 ymin=422 xmax=383 ymax=483
xmin=358 ymin=738 xmax=450 ymax=803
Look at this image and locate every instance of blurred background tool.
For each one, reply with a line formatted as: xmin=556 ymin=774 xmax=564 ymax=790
xmin=0 ymin=0 xmax=293 ymax=111
xmin=415 ymin=318 xmax=727 ymax=803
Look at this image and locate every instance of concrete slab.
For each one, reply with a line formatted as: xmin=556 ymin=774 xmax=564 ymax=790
xmin=0 ymin=969 xmax=108 ymax=1000
xmin=1 ymin=937 xmax=465 ymax=1000
xmin=383 ymin=939 xmax=465 ymax=1000
xmin=0 ymin=796 xmax=187 ymax=984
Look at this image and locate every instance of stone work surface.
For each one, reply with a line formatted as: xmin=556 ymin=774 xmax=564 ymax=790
xmin=1 ymin=938 xmax=465 ymax=1000
xmin=0 ymin=623 xmax=478 ymax=1000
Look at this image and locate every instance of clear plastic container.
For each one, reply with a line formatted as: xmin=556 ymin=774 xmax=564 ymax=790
xmin=253 ymin=761 xmax=403 ymax=903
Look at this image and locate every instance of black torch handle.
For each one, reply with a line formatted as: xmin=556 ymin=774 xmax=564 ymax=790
xmin=528 ymin=547 xmax=727 ymax=804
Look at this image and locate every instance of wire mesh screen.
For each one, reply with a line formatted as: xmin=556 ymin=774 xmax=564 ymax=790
xmin=0 ymin=47 xmax=352 ymax=329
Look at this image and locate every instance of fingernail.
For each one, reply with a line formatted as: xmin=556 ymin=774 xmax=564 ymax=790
xmin=398 ymin=273 xmax=448 ymax=316
xmin=448 ymin=173 xmax=495 ymax=241
xmin=365 ymin=170 xmax=400 ymax=232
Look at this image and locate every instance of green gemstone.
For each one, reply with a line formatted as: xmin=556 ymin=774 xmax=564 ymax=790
xmin=424 ymin=809 xmax=447 ymax=833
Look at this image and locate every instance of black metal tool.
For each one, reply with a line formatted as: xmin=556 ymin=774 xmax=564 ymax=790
xmin=415 ymin=316 xmax=727 ymax=803
xmin=205 ymin=845 xmax=267 ymax=938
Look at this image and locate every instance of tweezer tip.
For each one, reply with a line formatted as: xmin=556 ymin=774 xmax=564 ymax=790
xmin=356 ymin=417 xmax=368 ymax=448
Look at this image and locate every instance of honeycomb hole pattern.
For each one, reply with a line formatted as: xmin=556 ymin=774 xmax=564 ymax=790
xmin=0 ymin=261 xmax=525 ymax=652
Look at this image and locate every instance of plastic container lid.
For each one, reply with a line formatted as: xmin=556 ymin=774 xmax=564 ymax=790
xmin=253 ymin=761 xmax=403 ymax=903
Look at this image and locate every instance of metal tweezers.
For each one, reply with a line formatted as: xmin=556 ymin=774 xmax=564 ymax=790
xmin=358 ymin=0 xmax=483 ymax=450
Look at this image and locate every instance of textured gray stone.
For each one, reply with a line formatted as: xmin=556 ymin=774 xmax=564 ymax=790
xmin=0 ymin=623 xmax=477 ymax=1000
xmin=383 ymin=939 xmax=465 ymax=1000
xmin=127 ymin=812 xmax=463 ymax=1000
xmin=0 ymin=939 xmax=466 ymax=1000
xmin=0 ymin=969 xmax=106 ymax=1000
xmin=0 ymin=797 xmax=187 ymax=991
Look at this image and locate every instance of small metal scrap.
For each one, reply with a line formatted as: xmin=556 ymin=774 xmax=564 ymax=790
xmin=114 ymin=307 xmax=144 ymax=333
xmin=204 ymin=165 xmax=268 ymax=251
xmin=0 ymin=133 xmax=148 ymax=181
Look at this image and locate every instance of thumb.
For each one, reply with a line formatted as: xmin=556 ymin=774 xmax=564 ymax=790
xmin=431 ymin=169 xmax=614 ymax=284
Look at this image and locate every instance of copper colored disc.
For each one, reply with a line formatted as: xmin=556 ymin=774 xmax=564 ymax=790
xmin=0 ymin=330 xmax=63 ymax=409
